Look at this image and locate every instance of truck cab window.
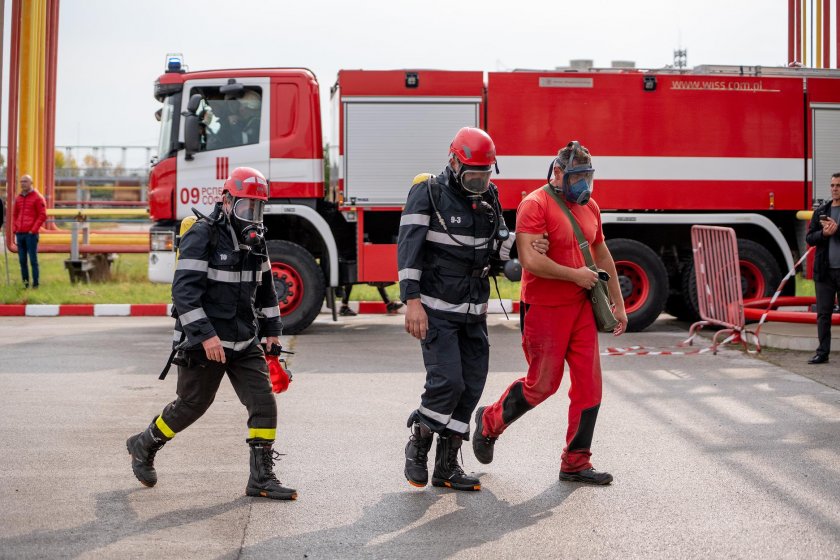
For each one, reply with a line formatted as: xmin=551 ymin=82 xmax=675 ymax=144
xmin=155 ymin=94 xmax=179 ymax=160
xmin=191 ymin=86 xmax=262 ymax=152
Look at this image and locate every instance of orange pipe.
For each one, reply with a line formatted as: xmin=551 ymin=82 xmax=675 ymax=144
xmin=816 ymin=0 xmax=822 ymax=67
xmin=38 ymin=244 xmax=150 ymax=254
xmin=44 ymin=0 xmax=59 ymax=208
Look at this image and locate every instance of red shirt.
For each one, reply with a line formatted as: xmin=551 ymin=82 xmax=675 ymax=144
xmin=13 ymin=189 xmax=47 ymax=234
xmin=516 ymin=187 xmax=604 ymax=306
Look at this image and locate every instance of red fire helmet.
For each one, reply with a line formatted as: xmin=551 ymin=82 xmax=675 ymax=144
xmin=222 ymin=167 xmax=269 ymax=201
xmin=449 ymin=127 xmax=496 ymax=167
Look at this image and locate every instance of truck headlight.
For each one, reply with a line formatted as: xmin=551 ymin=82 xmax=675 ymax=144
xmin=150 ymin=231 xmax=175 ymax=251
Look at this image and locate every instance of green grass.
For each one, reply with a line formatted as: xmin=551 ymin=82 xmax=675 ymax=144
xmin=0 ymin=252 xmax=523 ymax=304
xmin=0 ymin=253 xmax=172 ymax=304
xmin=795 ymin=274 xmax=815 ymax=297
xmin=1 ymin=252 xmax=810 ymax=306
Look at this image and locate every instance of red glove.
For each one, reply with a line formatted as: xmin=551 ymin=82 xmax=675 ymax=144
xmin=266 ymin=354 xmax=291 ymax=393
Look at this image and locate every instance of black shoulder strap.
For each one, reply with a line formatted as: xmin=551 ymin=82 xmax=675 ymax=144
xmin=427 ymin=177 xmax=442 ymax=206
xmin=194 ymin=217 xmax=219 ymax=255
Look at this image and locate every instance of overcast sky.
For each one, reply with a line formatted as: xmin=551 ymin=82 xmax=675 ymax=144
xmin=0 ymin=0 xmax=812 ymax=168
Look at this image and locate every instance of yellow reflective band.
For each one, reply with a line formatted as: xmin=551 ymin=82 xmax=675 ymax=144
xmin=155 ymin=416 xmax=176 ymax=439
xmin=248 ymin=428 xmax=276 ymax=441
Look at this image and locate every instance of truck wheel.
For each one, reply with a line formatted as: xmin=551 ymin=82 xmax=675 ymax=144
xmin=606 ymin=238 xmax=668 ymax=332
xmin=666 ymin=258 xmax=700 ymax=322
xmin=679 ymin=239 xmax=783 ymax=321
xmin=737 ymin=239 xmax=782 ymax=301
xmin=266 ymin=240 xmax=325 ymax=335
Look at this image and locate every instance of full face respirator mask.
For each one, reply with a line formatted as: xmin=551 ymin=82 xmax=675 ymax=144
xmin=226 ymin=196 xmax=266 ymax=248
xmin=546 ymin=140 xmax=595 ymax=205
xmin=456 ymin=163 xmax=493 ymax=196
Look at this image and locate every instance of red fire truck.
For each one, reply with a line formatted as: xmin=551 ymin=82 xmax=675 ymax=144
xmin=148 ymin=58 xmax=840 ymax=334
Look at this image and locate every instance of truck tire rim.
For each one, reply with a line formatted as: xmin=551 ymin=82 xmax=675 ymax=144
xmin=272 ymin=263 xmax=303 ymax=315
xmin=740 ymin=261 xmax=765 ymax=300
xmin=615 ymin=260 xmax=649 ymax=314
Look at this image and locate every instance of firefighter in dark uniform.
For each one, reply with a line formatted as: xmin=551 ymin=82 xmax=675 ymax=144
xmin=126 ymin=167 xmax=297 ymax=500
xmin=399 ymin=127 xmax=540 ymax=491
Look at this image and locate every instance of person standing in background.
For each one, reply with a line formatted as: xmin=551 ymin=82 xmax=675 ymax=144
xmin=804 ymin=172 xmax=840 ymax=364
xmin=12 ymin=175 xmax=47 ymax=288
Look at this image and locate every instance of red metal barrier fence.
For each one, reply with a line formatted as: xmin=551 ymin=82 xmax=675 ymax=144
xmin=689 ymin=225 xmax=759 ymax=353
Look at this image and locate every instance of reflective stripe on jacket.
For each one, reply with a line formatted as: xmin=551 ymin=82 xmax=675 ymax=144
xmin=397 ymin=167 xmax=506 ymax=323
xmin=172 ymin=206 xmax=282 ymax=349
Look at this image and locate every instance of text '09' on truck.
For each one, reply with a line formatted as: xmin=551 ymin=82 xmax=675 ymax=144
xmin=147 ymin=55 xmax=840 ymax=334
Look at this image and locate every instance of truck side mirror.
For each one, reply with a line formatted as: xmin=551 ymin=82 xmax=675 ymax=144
xmin=183 ymin=93 xmax=203 ymax=161
xmin=220 ymin=79 xmax=245 ymax=99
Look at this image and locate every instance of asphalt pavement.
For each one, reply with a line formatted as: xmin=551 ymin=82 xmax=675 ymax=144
xmin=1 ymin=313 xmax=839 ymax=559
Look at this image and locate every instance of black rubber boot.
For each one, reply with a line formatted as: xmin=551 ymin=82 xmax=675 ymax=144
xmin=246 ymin=443 xmax=298 ymax=500
xmin=126 ymin=418 xmax=170 ymax=487
xmin=471 ymin=406 xmax=497 ymax=465
xmin=432 ymin=434 xmax=481 ymax=491
xmin=405 ymin=421 xmax=434 ymax=487
xmin=559 ymin=468 xmax=614 ymax=485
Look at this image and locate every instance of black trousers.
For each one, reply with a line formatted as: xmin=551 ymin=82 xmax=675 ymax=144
xmin=815 ymin=268 xmax=840 ymax=356
xmin=412 ymin=313 xmax=490 ymax=439
xmin=159 ymin=343 xmax=277 ymax=442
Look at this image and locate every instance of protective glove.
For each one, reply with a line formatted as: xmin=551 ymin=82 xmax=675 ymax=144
xmin=266 ymin=354 xmax=292 ymax=393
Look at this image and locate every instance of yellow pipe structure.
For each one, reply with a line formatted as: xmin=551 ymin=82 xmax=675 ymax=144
xmin=797 ymin=210 xmax=815 ymax=220
xmin=47 ymin=208 xmax=150 ymax=218
xmin=817 ymin=0 xmax=822 ymax=67
xmin=18 ymin=0 xmax=48 ymax=193
xmin=39 ymin=233 xmax=149 ymax=245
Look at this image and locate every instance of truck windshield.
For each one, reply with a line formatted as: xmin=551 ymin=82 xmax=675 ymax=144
xmin=156 ymin=95 xmax=179 ymax=161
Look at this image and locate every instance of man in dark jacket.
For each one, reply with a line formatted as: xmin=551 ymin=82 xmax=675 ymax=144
xmin=12 ymin=175 xmax=47 ymax=288
xmin=126 ymin=167 xmax=297 ymax=500
xmin=805 ymin=172 xmax=840 ymax=364
xmin=398 ymin=127 xmax=545 ymax=491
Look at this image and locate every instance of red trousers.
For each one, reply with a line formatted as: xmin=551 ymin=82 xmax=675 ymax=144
xmin=481 ymin=299 xmax=603 ymax=472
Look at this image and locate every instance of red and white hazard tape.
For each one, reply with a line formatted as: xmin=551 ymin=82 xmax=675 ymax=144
xmin=0 ymin=303 xmax=174 ymax=317
xmin=751 ymin=246 xmax=814 ymax=337
xmin=601 ymin=333 xmax=739 ymax=356
xmin=0 ymin=300 xmax=523 ymax=317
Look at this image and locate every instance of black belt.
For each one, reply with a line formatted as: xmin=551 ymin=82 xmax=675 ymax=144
xmin=425 ymin=255 xmax=490 ymax=278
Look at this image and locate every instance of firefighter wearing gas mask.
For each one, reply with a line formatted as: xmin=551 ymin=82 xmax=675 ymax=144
xmin=472 ymin=142 xmax=627 ymax=486
xmin=398 ymin=127 xmax=540 ymax=491
xmin=126 ymin=167 xmax=297 ymax=500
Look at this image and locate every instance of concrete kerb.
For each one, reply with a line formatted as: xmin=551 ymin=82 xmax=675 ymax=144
xmin=0 ymin=300 xmax=522 ymax=317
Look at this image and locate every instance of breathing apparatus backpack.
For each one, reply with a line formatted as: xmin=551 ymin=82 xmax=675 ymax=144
xmin=158 ymin=209 xmax=219 ymax=380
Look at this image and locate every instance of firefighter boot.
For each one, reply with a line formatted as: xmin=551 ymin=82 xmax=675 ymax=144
xmin=126 ymin=418 xmax=170 ymax=487
xmin=404 ymin=421 xmax=434 ymax=487
xmin=246 ymin=443 xmax=298 ymax=500
xmin=471 ymin=406 xmax=497 ymax=465
xmin=432 ymin=434 xmax=481 ymax=491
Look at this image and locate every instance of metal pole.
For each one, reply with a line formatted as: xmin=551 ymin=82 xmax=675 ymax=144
xmin=2 ymin=224 xmax=10 ymax=286
xmin=70 ymin=221 xmax=78 ymax=260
